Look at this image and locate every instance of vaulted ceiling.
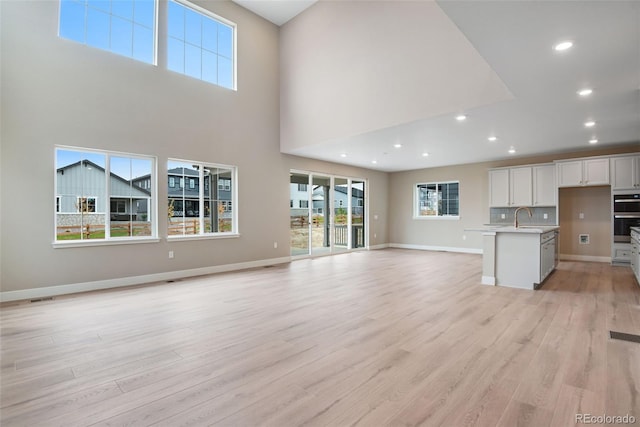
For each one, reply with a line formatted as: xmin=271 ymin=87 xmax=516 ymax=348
xmin=235 ymin=0 xmax=640 ymax=171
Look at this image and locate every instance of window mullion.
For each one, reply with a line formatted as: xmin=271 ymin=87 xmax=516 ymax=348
xmin=105 ymin=155 xmax=111 ymax=239
xmin=347 ymin=179 xmax=352 ymax=250
xmin=198 ymin=165 xmax=204 ymax=235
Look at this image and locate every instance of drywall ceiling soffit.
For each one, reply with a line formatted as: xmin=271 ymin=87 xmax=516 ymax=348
xmin=279 ymin=0 xmax=515 ymax=157
xmin=280 ymin=0 xmax=640 ymax=172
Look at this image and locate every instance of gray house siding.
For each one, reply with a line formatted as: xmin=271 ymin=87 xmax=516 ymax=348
xmin=56 ymin=160 xmax=151 ymax=225
xmin=166 ymin=167 xmax=232 ymax=219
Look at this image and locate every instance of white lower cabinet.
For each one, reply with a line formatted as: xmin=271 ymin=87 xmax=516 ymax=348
xmin=494 ymin=229 xmax=558 ymax=289
xmin=539 ymin=232 xmax=556 ymax=283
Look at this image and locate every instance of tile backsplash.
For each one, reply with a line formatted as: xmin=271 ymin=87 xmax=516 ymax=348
xmin=489 ymin=207 xmax=557 ymax=225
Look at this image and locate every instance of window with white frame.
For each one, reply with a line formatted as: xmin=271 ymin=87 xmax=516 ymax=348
xmin=58 ymin=0 xmax=157 ymax=64
xmin=55 ymin=147 xmax=156 ymax=242
xmin=168 ymin=159 xmax=237 ymax=237
xmin=167 ymin=0 xmax=235 ymax=89
xmin=415 ymin=181 xmax=460 ymax=218
xmin=77 ymin=196 xmax=97 ymax=213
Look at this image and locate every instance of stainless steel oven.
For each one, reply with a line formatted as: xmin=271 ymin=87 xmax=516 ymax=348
xmin=613 ymin=193 xmax=640 ymax=243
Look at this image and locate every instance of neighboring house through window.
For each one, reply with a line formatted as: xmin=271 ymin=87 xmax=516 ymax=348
xmin=167 ymin=159 xmax=238 ymax=237
xmin=415 ymin=181 xmax=460 ymax=218
xmin=78 ymin=197 xmax=97 ymax=213
xmin=55 ymin=147 xmax=156 ymax=242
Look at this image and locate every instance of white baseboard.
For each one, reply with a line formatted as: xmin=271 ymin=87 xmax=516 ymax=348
xmin=0 ymin=256 xmax=292 ymax=303
xmin=481 ymin=276 xmax=496 ymax=285
xmin=369 ymin=243 xmax=390 ymax=250
xmin=389 ymin=243 xmax=483 ymax=255
xmin=559 ymin=254 xmax=611 ymax=263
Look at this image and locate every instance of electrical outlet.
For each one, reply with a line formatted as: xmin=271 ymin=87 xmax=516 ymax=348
xmin=168 ymin=251 xmax=174 ymax=259
xmin=462 ymin=234 xmax=467 ymax=240
xmin=543 ymin=213 xmax=548 ymax=219
xmin=374 ymin=233 xmax=377 ymax=239
xmin=501 ymin=214 xmax=506 ymax=219
xmin=273 ymin=242 xmax=278 ymax=249
xmin=579 ymin=213 xmax=585 ymax=219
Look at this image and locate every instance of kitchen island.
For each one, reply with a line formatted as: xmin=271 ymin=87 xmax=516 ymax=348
xmin=467 ymin=225 xmax=560 ymax=290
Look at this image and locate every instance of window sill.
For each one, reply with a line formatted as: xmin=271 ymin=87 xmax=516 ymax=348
xmin=53 ymin=237 xmax=161 ymax=249
xmin=413 ymin=216 xmax=460 ymax=220
xmin=167 ymin=233 xmax=241 ymax=242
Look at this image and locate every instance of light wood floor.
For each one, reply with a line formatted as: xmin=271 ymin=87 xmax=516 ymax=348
xmin=1 ymin=249 xmax=639 ymax=426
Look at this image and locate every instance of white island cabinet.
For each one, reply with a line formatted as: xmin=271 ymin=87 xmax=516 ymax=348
xmin=468 ymin=226 xmax=559 ymax=290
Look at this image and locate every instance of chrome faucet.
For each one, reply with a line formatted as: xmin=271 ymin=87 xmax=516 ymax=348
xmin=514 ymin=206 xmax=532 ymax=228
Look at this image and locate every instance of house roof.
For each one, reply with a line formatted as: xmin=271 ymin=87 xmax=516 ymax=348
xmin=57 ymin=160 xmax=151 ymax=196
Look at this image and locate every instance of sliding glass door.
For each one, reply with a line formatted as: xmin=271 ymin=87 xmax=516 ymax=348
xmin=290 ymin=172 xmax=310 ymax=257
xmin=311 ymin=175 xmax=331 ymax=256
xmin=351 ymin=180 xmax=366 ymax=248
xmin=290 ymin=171 xmax=366 ymax=257
xmin=333 ymin=177 xmax=349 ymax=254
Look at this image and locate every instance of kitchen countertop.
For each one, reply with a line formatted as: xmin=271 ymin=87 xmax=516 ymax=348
xmin=466 ymin=225 xmax=560 ymax=234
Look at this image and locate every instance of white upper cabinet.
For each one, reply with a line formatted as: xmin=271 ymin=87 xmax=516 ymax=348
xmin=509 ymin=167 xmax=533 ymax=206
xmin=533 ymin=164 xmax=556 ymax=206
xmin=489 ymin=165 xmax=553 ymax=207
xmin=611 ymin=155 xmax=640 ymax=190
xmin=556 ymin=158 xmax=609 ymax=187
xmin=556 ymin=160 xmax=583 ymax=187
xmin=489 ymin=169 xmax=510 ymax=207
xmin=584 ymin=158 xmax=610 ymax=185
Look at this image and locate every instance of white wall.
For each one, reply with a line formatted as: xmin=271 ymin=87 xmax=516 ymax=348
xmin=279 ymin=0 xmax=512 ymax=154
xmin=0 ymin=0 xmax=389 ymax=296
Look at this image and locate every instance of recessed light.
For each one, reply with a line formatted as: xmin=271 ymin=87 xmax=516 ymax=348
xmin=422 ymin=152 xmax=429 ymax=157
xmin=584 ymin=121 xmax=596 ymax=127
xmin=340 ymin=153 xmax=347 ymax=158
xmin=578 ymin=88 xmax=593 ymax=97
xmin=554 ymin=41 xmax=573 ymax=51
xmin=589 ymin=138 xmax=598 ymax=144
xmin=488 ymin=136 xmax=497 ymax=142
xmin=371 ymin=160 xmax=377 ymax=164
xmin=456 ymin=115 xmax=467 ymax=121
xmin=508 ymin=146 xmax=516 ymax=154
xmin=393 ymin=143 xmax=402 ymax=148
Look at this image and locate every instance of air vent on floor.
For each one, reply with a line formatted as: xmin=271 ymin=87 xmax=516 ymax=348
xmin=30 ymin=297 xmax=54 ymax=303
xmin=610 ymin=331 xmax=640 ymax=344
